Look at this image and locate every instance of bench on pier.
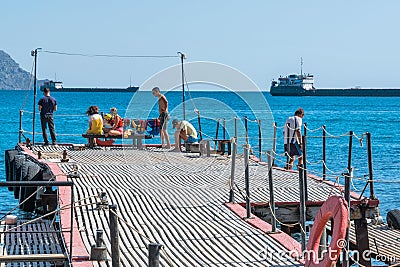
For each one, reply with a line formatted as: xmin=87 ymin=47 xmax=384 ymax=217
xmin=82 ymin=133 xmax=152 ymax=149
xmin=214 ymin=139 xmax=232 ymax=155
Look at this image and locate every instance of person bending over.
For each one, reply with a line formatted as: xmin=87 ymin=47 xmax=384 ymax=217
xmin=172 ymin=119 xmax=198 ymax=152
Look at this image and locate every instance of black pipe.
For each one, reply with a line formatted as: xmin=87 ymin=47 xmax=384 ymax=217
xmin=148 ymin=243 xmax=163 ymax=267
xmin=19 ymin=110 xmax=23 ymax=143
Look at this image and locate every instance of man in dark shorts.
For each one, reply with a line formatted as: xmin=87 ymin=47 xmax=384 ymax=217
xmin=283 ymin=108 xmax=305 ymax=169
xmin=152 ymin=87 xmax=171 ymax=148
xmin=38 ymin=87 xmax=57 ymax=145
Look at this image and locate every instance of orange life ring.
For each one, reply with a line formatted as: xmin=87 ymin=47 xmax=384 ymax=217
xmin=305 ymin=195 xmax=348 ymax=267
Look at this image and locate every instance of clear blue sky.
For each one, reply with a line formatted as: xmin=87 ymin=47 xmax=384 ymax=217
xmin=2 ymin=0 xmax=400 ymax=89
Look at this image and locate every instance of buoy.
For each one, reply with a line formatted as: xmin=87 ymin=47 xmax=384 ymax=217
xmin=387 ymin=209 xmax=400 ymax=230
xmin=305 ymin=195 xmax=348 ymax=267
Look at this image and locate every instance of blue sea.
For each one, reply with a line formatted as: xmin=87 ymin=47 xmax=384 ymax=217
xmin=1 ymin=90 xmax=399 ymax=221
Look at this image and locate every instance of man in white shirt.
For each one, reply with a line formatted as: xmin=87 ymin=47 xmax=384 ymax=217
xmin=283 ymin=108 xmax=305 ymax=170
xmin=172 ymin=119 xmax=198 ymax=152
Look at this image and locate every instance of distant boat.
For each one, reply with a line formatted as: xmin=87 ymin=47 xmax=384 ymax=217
xmin=40 ymin=80 xmax=139 ymax=93
xmin=270 ymin=74 xmax=400 ymax=97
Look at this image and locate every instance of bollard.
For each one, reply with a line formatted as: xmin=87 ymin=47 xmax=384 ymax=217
xmin=61 ymin=150 xmax=69 ymax=162
xmin=229 ymin=139 xmax=237 ymax=202
xmin=109 ymin=205 xmax=120 ymax=267
xmin=148 ymin=243 xmax=163 ymax=267
xmin=90 ymin=229 xmax=107 ymax=260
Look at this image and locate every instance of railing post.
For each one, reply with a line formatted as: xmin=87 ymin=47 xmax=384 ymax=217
xmin=149 ymin=243 xmax=163 ymax=267
xmin=298 ymin=163 xmax=306 ymax=251
xmin=343 ymin=131 xmax=353 ymax=267
xmin=244 ymin=116 xmax=249 ymax=145
xmin=109 ymin=205 xmax=120 ymax=267
xmin=285 ymin=123 xmax=290 ymax=169
xmin=234 ymin=117 xmax=238 ymax=141
xmin=223 ymin=118 xmax=226 ymax=140
xmin=366 ymin=132 xmax=375 ymax=199
xmin=229 ymin=138 xmax=237 ymax=202
xmin=272 ymin=122 xmax=277 ymax=166
xmin=215 ymin=119 xmax=220 ymax=148
xmin=244 ymin=144 xmax=250 ymax=218
xmin=197 ymin=111 xmax=203 ymax=141
xmin=267 ymin=151 xmax=276 ymax=232
xmin=19 ymin=110 xmax=23 ymax=143
xmin=258 ymin=119 xmax=262 ymax=161
xmin=302 ymin=132 xmax=308 ymax=201
xmin=322 ymin=125 xmax=326 ymax=180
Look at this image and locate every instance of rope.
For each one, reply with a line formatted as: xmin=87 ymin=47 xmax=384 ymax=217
xmin=41 ymin=50 xmax=179 ymax=58
xmin=20 ymin=58 xmax=35 ymax=110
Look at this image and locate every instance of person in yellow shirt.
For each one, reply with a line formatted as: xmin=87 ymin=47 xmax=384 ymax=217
xmin=86 ymin=106 xmax=103 ymax=135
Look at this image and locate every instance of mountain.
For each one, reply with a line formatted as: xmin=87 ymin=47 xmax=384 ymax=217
xmin=0 ymin=50 xmax=33 ymax=90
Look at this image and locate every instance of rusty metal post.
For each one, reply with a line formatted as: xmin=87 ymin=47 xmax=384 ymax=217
xmin=110 ymin=205 xmax=120 ymax=267
xmin=343 ymin=131 xmax=353 ymax=267
xmin=366 ymin=132 xmax=375 ymax=199
xmin=223 ymin=118 xmax=226 ymax=140
xmin=302 ymin=132 xmax=308 ymax=201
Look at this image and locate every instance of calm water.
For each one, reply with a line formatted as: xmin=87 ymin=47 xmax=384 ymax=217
xmin=1 ymin=90 xmax=399 ymax=221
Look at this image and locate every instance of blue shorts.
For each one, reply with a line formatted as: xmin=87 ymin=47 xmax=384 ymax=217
xmin=187 ymin=136 xmax=198 ymax=143
xmin=284 ymin=142 xmax=302 ymax=156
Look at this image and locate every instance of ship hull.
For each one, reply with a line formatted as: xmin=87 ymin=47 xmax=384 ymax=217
xmin=40 ymin=87 xmax=139 ymax=92
xmin=270 ymin=86 xmax=400 ymax=96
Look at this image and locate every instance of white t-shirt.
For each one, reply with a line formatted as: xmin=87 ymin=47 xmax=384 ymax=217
xmin=180 ymin=120 xmax=198 ymax=139
xmin=283 ymin=115 xmax=302 ymax=144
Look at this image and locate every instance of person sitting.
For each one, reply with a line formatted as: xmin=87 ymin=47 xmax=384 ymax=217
xmin=104 ymin=107 xmax=124 ymax=137
xmin=85 ymin=105 xmax=103 ymax=146
xmin=172 ymin=118 xmax=198 ymax=152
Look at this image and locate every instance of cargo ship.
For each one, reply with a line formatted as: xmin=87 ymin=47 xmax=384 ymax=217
xmin=270 ymin=73 xmax=400 ymax=96
xmin=39 ymin=80 xmax=139 ymax=92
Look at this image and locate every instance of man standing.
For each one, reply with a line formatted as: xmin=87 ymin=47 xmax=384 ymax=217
xmin=152 ymin=87 xmax=171 ymax=148
xmin=171 ymin=119 xmax=198 ymax=152
xmin=283 ymin=108 xmax=305 ymax=170
xmin=38 ymin=87 xmax=57 ymax=145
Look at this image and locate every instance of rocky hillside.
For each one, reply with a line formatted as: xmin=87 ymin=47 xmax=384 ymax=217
xmin=0 ymin=50 xmax=33 ymax=90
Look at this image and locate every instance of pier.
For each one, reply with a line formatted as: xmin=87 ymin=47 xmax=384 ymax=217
xmin=2 ymin=140 xmax=399 ymax=266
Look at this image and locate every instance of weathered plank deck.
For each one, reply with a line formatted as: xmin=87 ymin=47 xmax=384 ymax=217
xmin=21 ymin=144 xmax=399 ymax=266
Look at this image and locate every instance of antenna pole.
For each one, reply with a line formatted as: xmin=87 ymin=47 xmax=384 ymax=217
xmin=300 ymin=57 xmax=303 ymax=76
xmin=178 ymin=52 xmax=186 ymax=120
xmin=31 ymin=48 xmax=41 ymax=145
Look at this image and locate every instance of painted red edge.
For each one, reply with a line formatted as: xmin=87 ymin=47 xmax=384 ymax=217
xmin=20 ymin=144 xmax=92 ymax=265
xmin=225 ymin=202 xmax=303 ymax=263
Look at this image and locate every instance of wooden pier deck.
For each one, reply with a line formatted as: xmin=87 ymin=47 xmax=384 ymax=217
xmin=14 ymin=143 xmax=400 ymax=266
